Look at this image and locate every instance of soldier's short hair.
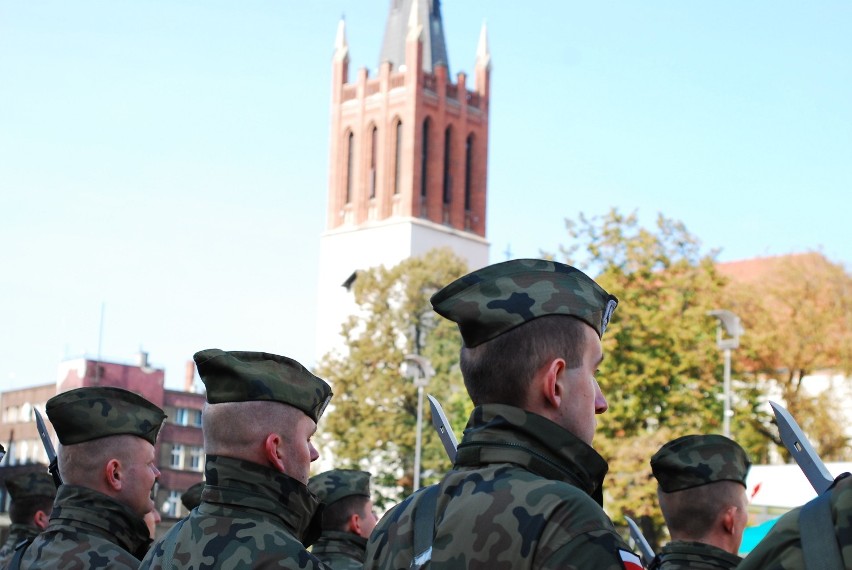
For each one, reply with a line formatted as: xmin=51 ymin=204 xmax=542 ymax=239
xmin=202 ymin=400 xmax=304 ymax=455
xmin=9 ymin=495 xmax=54 ymax=525
xmin=460 ymin=314 xmax=588 ymax=406
xmin=657 ymin=480 xmax=746 ymax=539
xmin=320 ymin=495 xmax=372 ymax=532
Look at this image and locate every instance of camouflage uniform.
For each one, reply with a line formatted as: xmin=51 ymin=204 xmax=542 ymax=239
xmin=180 ymin=480 xmax=205 ymax=512
xmin=141 ymin=349 xmax=334 ymax=570
xmin=0 ymin=471 xmax=56 ymax=568
xmin=737 ymin=474 xmax=852 ymax=570
xmin=310 ymin=531 xmax=367 ymax=570
xmin=308 ymin=469 xmax=373 ymax=569
xmin=14 ymin=386 xmax=166 ymax=570
xmin=0 ymin=524 xmax=40 ymax=568
xmin=141 ymin=455 xmax=329 ymax=569
xmin=365 ymin=404 xmax=638 ymax=569
xmin=648 ymin=541 xmax=741 ymax=569
xmin=17 ymin=484 xmax=152 ymax=569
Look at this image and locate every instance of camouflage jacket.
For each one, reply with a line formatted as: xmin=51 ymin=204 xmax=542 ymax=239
xmin=737 ymin=474 xmax=852 ymax=570
xmin=310 ymin=530 xmax=366 ymax=569
xmin=648 ymin=541 xmax=740 ymax=569
xmin=140 ymin=455 xmax=330 ymax=569
xmin=0 ymin=524 xmax=40 ymax=568
xmin=16 ymin=484 xmax=151 ymax=569
xmin=364 ymin=404 xmax=640 ymax=569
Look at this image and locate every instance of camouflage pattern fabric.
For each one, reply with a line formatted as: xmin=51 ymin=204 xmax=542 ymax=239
xmin=4 ymin=471 xmax=57 ymax=502
xmin=180 ymin=480 xmax=205 ymax=511
xmin=737 ymin=474 xmax=852 ymax=570
xmin=195 ymin=349 xmax=333 ymax=422
xmin=46 ymin=386 xmax=166 ymax=445
xmin=430 ymin=258 xmax=618 ymax=348
xmin=651 ymin=435 xmax=750 ymax=493
xmin=17 ymin=484 xmax=152 ymax=569
xmin=310 ymin=530 xmax=366 ymax=570
xmin=308 ymin=469 xmax=371 ymax=507
xmin=364 ymin=404 xmax=639 ymax=569
xmin=140 ymin=455 xmax=330 ymax=569
xmin=0 ymin=524 xmax=40 ymax=568
xmin=648 ymin=540 xmax=741 ymax=569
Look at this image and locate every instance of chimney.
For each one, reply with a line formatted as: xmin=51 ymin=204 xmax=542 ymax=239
xmin=185 ymin=360 xmax=196 ymax=393
xmin=136 ymin=351 xmax=149 ymax=368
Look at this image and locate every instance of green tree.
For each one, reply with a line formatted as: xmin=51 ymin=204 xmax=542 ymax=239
xmin=556 ymin=209 xmax=729 ymax=437
xmin=314 ymin=248 xmax=471 ymax=506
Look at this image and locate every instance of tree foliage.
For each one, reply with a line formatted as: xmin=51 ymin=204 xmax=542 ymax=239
xmin=722 ymin=252 xmax=852 ymax=460
xmin=556 ymin=209 xmax=729 ymax=437
xmin=314 ymin=248 xmax=471 ymax=506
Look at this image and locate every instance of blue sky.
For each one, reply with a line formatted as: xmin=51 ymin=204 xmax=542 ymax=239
xmin=2 ymin=1 xmax=850 ymax=391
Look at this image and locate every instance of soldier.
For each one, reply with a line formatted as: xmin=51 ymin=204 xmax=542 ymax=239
xmin=15 ymin=386 xmax=166 ymax=569
xmin=308 ymin=469 xmax=378 ymax=569
xmin=649 ymin=434 xmax=751 ymax=569
xmin=364 ymin=259 xmax=643 ymax=569
xmin=140 ymin=349 xmax=334 ymax=569
xmin=737 ymin=473 xmax=852 ymax=569
xmin=0 ymin=472 xmax=55 ymax=568
xmin=179 ymin=480 xmax=204 ymax=513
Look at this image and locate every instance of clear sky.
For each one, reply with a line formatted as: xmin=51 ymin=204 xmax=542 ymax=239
xmin=2 ymin=1 xmax=850 ymax=392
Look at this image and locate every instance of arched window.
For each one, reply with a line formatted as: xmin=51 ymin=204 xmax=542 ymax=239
xmin=464 ymin=134 xmax=474 ymax=211
xmin=443 ymin=126 xmax=453 ymax=205
xmin=393 ymin=119 xmax=403 ymax=195
xmin=369 ymin=126 xmax=378 ymax=199
xmin=421 ymin=118 xmax=430 ymax=200
xmin=345 ymin=131 xmax=354 ymax=204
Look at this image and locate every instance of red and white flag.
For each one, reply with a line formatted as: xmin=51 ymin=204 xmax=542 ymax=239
xmin=619 ymin=549 xmax=644 ymax=570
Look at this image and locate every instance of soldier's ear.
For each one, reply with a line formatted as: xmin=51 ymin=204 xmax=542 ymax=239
xmin=347 ymin=512 xmax=361 ymax=535
xmin=105 ymin=458 xmax=123 ymax=492
xmin=721 ymin=505 xmax=737 ymax=535
xmin=34 ymin=509 xmax=50 ymax=530
xmin=541 ymin=358 xmax=565 ymax=410
xmin=264 ymin=432 xmax=287 ymax=474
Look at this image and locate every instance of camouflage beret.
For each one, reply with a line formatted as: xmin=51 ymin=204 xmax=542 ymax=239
xmin=5 ymin=471 xmax=56 ymax=501
xmin=308 ymin=469 xmax=372 ymax=506
xmin=431 ymin=258 xmax=618 ymax=348
xmin=46 ymin=387 xmax=166 ymax=446
xmin=194 ymin=349 xmax=333 ymax=423
xmin=651 ymin=434 xmax=751 ymax=493
xmin=181 ymin=481 xmax=205 ymax=511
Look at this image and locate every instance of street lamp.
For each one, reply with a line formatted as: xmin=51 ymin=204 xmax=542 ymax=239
xmin=402 ymin=354 xmax=434 ymax=491
xmin=707 ymin=310 xmax=744 ymax=438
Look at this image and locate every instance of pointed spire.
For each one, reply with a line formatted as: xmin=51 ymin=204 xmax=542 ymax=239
xmin=476 ymin=20 xmax=491 ymax=69
xmin=407 ymin=0 xmax=424 ymax=42
xmin=334 ymin=17 xmax=349 ymax=60
xmin=379 ymin=0 xmax=450 ymax=73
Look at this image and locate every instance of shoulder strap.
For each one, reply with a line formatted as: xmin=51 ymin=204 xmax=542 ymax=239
xmin=410 ymin=485 xmax=440 ymax=570
xmin=799 ymin=490 xmax=843 ymax=570
xmin=6 ymin=536 xmax=35 ymax=570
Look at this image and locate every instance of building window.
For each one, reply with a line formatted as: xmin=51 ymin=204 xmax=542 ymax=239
xmin=443 ymin=126 xmax=452 ymax=205
xmin=189 ymin=446 xmax=204 ymax=472
xmin=175 ymin=408 xmax=188 ymax=426
xmin=165 ymin=490 xmax=181 ymax=518
xmin=193 ymin=409 xmax=202 ymax=427
xmin=421 ymin=118 xmax=430 ymax=201
xmin=369 ymin=126 xmax=377 ymax=199
xmin=464 ymin=134 xmax=473 ymax=211
xmin=345 ymin=131 xmax=354 ymax=204
xmin=394 ymin=120 xmax=403 ymax=194
xmin=170 ymin=444 xmax=184 ymax=469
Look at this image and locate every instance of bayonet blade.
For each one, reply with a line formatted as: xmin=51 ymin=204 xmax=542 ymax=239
xmin=625 ymin=515 xmax=655 ymax=565
xmin=427 ymin=394 xmax=458 ymax=463
xmin=770 ymin=400 xmax=833 ymax=494
xmin=34 ymin=408 xmax=62 ymax=487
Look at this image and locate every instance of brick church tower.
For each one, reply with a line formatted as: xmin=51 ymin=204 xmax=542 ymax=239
xmin=316 ymin=0 xmax=491 ymax=360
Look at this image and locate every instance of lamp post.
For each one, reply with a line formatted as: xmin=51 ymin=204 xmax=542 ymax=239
xmin=402 ymin=354 xmax=434 ymax=491
xmin=707 ymin=310 xmax=744 ymax=438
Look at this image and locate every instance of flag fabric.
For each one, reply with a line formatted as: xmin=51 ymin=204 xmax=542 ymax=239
xmin=619 ymin=549 xmax=644 ymax=570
